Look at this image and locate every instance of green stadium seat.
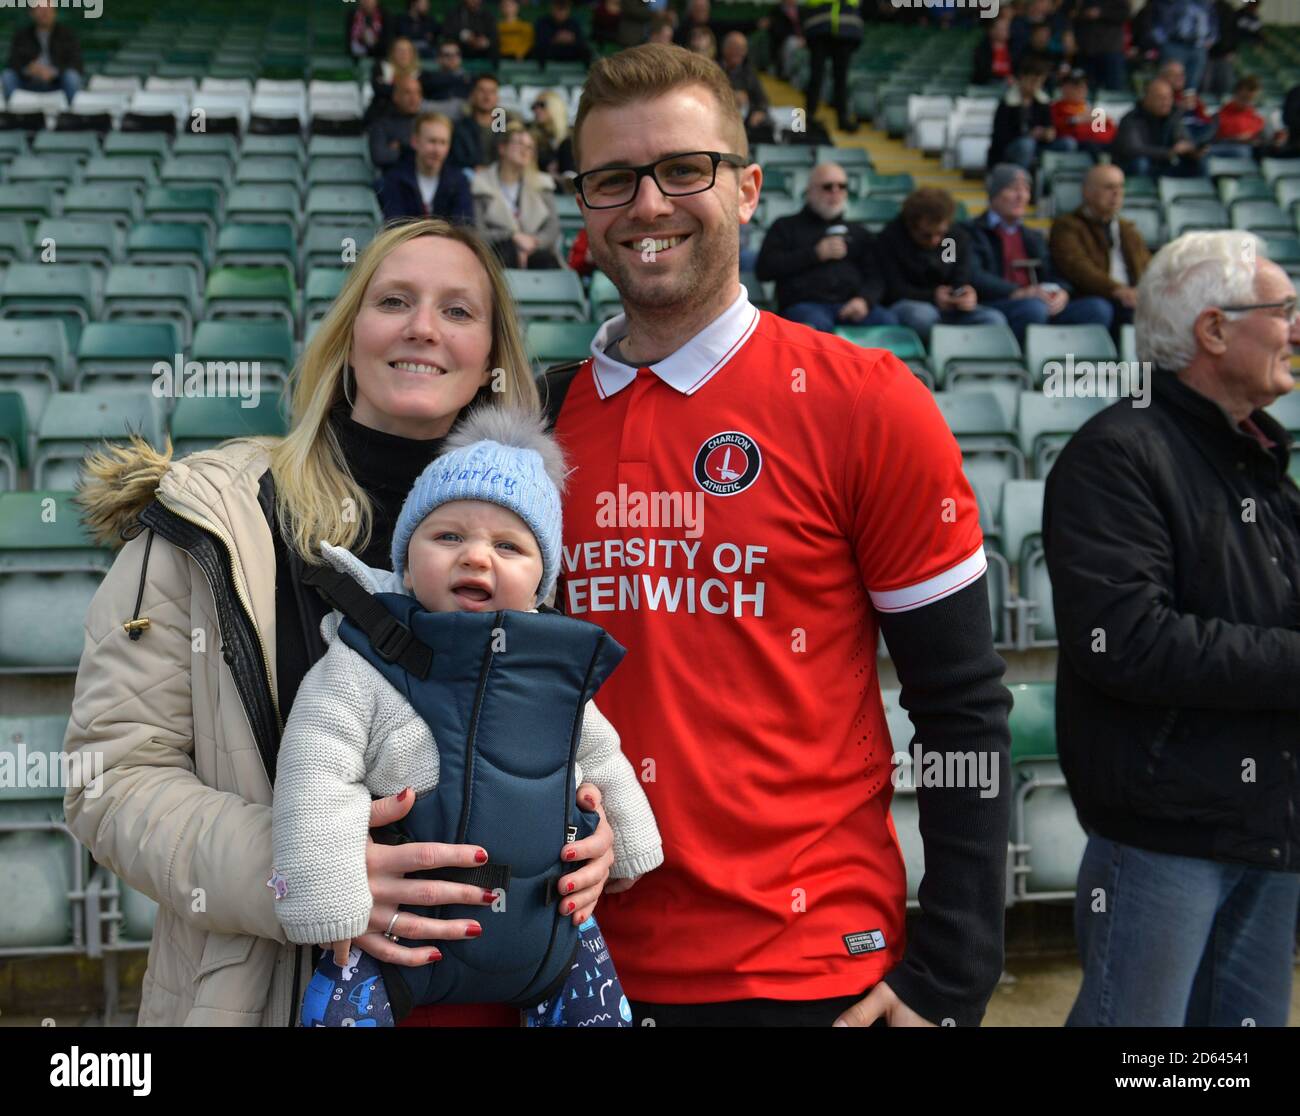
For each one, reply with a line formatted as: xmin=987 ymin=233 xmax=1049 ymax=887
xmin=0 ymin=319 xmax=72 ymax=431
xmin=1165 ymin=197 xmax=1229 ymax=237
xmin=31 ymin=132 xmax=100 ymax=161
xmin=305 ymin=185 xmax=380 ymax=226
xmin=927 ymin=322 xmax=1026 ymax=389
xmin=160 ymin=155 xmax=233 ymax=193
xmin=1158 ymin=176 xmax=1217 ymax=206
xmin=1264 ymin=234 xmax=1300 ymax=277
xmin=224 ymin=184 xmax=300 ymax=230
xmin=834 ymin=323 xmax=932 ymax=386
xmin=1265 ymin=389 xmax=1300 ymax=437
xmin=306 ymin=135 xmax=368 ymax=161
xmin=0 ymin=392 xmax=27 ymax=491
xmin=0 ymin=134 xmax=28 ymax=160
xmin=754 ymin=143 xmax=815 ymax=170
xmin=814 ymin=146 xmax=873 ymax=171
xmin=1017 ymin=391 xmax=1110 ymax=477
xmin=0 ymin=263 xmax=98 ymax=327
xmin=242 ymin=135 xmax=306 ymax=162
xmin=588 ymin=270 xmax=622 ymax=322
xmin=305 ymin=156 xmax=372 ymax=188
xmin=172 ymin=133 xmax=239 ymax=164
xmin=756 ymin=195 xmax=802 ymax=227
xmin=303 ymin=267 xmax=347 ymax=323
xmin=237 ymin=157 xmax=305 ymax=190
xmin=1260 ymin=157 xmax=1300 ymax=186
xmin=59 ymin=184 xmax=141 ymax=230
xmin=1023 ymin=323 xmax=1118 ymax=387
xmin=1205 ymin=155 xmax=1258 ymax=179
xmin=204 ymin=266 xmax=296 ymax=327
xmin=843 ymin=196 xmax=900 ymax=231
xmin=1274 ymin=178 xmax=1300 ymax=218
xmin=863 ymin=172 xmax=914 ymax=198
xmin=303 ymin=224 xmax=374 ymax=271
xmin=0 ymin=491 xmax=113 ymax=673
xmin=1000 ymin=478 xmax=1053 ymax=646
xmin=143 ymin=186 xmax=223 ymax=239
xmin=0 ymin=219 xmax=30 ymax=266
xmin=34 ymin=392 xmax=164 ymax=492
xmin=1120 ymin=322 xmax=1137 ymax=364
xmin=526 ymin=320 xmax=599 ymax=367
xmin=1122 ymin=205 xmax=1162 ymax=248
xmin=102 ymin=132 xmax=171 ymax=162
xmin=5 ymin=155 xmax=79 ymax=189
xmin=191 ymin=320 xmax=294 ymax=391
xmin=1218 ymin=175 xmax=1273 ymax=205
xmin=505 ymin=268 xmax=587 ymax=322
xmin=0 ymin=186 xmax=55 ymax=225
xmin=935 ymin=390 xmax=1025 ymax=536
xmin=82 ymin=155 xmax=160 ymax=191
xmin=1231 ymin=199 xmax=1292 ymax=235
xmin=169 ymin=394 xmax=288 ymax=457
xmin=879 ymin=687 xmax=924 ymax=904
xmin=75 ymin=321 xmax=183 ymax=392
xmin=31 ymin=219 xmax=123 ymax=272
xmin=125 ymin=222 xmax=211 ymax=285
xmin=215 ymin=223 xmax=298 ymax=274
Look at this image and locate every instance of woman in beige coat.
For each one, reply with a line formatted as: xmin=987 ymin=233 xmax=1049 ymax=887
xmin=471 ymin=124 xmax=563 ymax=270
xmin=63 ymin=218 xmax=616 ymax=1027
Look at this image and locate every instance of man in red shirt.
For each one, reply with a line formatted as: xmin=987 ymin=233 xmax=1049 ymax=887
xmin=543 ymin=43 xmax=1012 ymax=1027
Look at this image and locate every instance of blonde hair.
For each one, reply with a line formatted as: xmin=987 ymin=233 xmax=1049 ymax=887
xmin=269 ymin=219 xmax=539 ymax=563
xmin=413 ymin=110 xmax=454 ymax=137
xmin=572 ymin=43 xmax=747 ymax=168
xmin=533 ymin=89 xmax=570 ymax=146
xmin=386 ymin=36 xmax=421 ymax=78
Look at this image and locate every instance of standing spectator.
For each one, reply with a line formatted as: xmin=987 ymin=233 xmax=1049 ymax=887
xmin=397 ymin=0 xmax=442 ymax=59
xmin=472 ymin=126 xmax=563 ymax=270
xmin=377 ymin=112 xmax=475 ymax=223
xmin=755 ymin=162 xmax=900 ymax=332
xmin=990 ymin=57 xmax=1073 ymax=169
xmin=877 ymin=188 xmax=1008 ymax=340
xmin=497 ymin=0 xmax=535 ymax=61
xmin=1010 ymin=0 xmax=1056 ymax=56
xmin=449 ymin=74 xmax=507 ymax=170
xmin=1051 ymin=69 xmax=1116 ymax=152
xmin=1113 ymin=77 xmax=1202 ymax=177
xmin=346 ymin=0 xmax=390 ymax=60
xmin=423 ymin=40 xmax=474 ymax=101
xmin=368 ymin=74 xmax=425 ymax=170
xmin=965 ymin=164 xmax=1113 ymax=341
xmin=1049 ymin=163 xmax=1151 ymax=328
xmin=1071 ymin=0 xmax=1130 ymax=93
xmin=1159 ymin=58 xmax=1215 ymax=144
xmin=972 ymin=16 xmax=1016 ymax=87
xmin=719 ymin=32 xmax=771 ymax=142
xmin=1148 ymin=0 xmax=1218 ymax=91
xmin=529 ymin=89 xmax=576 ymax=178
xmin=444 ymin=0 xmax=500 ymax=64
xmin=2 ymin=0 xmax=83 ymax=103
xmin=1044 ymin=230 xmax=1300 ymax=1027
xmin=769 ymin=0 xmax=806 ymax=81
xmin=804 ymin=0 xmax=865 ymax=133
xmin=373 ymin=37 xmax=423 ymax=105
xmin=536 ymin=0 xmax=593 ymax=65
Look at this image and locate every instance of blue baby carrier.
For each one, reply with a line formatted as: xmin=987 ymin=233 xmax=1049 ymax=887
xmin=302 ymin=565 xmax=625 ymax=1015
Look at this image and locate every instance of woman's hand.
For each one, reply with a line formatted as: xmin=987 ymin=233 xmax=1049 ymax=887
xmin=354 ymin=788 xmax=497 ymax=966
xmin=557 ymin=783 xmax=615 ymax=926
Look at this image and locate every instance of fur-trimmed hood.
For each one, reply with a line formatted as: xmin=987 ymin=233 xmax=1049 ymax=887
xmin=76 ymin=434 xmax=177 ymax=550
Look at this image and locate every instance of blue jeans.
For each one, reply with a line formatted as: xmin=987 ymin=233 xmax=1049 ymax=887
xmin=783 ymin=300 xmax=899 ymax=333
xmin=1 ymin=67 xmax=82 ymax=101
xmin=1160 ymin=43 xmax=1208 ymax=92
xmin=1067 ymin=832 xmax=1300 ymax=1027
xmin=887 ymin=300 xmax=1007 ymax=343
xmin=1004 ymin=134 xmax=1077 ymax=171
xmin=986 ymin=293 xmax=1114 ymax=343
xmin=1122 ymin=153 xmax=1203 ymax=179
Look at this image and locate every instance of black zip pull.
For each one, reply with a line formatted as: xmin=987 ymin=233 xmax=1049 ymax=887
xmin=124 ymin=528 xmax=155 ymax=641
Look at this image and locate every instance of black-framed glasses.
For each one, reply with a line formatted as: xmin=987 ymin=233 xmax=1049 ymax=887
xmin=1218 ymin=297 xmax=1299 ymax=323
xmin=819 ymin=181 xmax=848 ymax=192
xmin=573 ymin=151 xmax=751 ymax=209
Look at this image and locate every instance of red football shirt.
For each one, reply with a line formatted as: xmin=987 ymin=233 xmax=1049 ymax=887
xmin=553 ymin=287 xmax=986 ymax=1003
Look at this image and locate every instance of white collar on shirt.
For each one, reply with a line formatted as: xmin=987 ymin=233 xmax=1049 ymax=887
xmin=588 ymin=284 xmax=760 ymax=400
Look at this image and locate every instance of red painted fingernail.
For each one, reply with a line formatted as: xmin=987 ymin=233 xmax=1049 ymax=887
xmin=465 ymin=924 xmax=482 ymax=938
xmin=475 ymin=849 xmax=488 ymax=863
xmin=397 ymin=787 xmax=409 ymax=802
xmin=562 ymin=849 xmax=575 ymax=861
xmin=428 ymin=950 xmax=442 ymax=962
xmin=482 ymin=890 xmax=497 ymax=903
xmin=565 ymin=901 xmax=575 ymax=914
xmin=564 ymin=881 xmax=575 ymax=894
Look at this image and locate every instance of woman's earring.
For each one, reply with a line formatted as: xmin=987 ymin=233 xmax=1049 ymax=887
xmin=343 ymin=364 xmax=356 ymax=409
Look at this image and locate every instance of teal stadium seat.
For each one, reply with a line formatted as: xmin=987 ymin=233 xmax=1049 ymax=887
xmin=305 ymin=185 xmax=380 ymax=226
xmin=0 ymin=186 xmax=55 ymax=226
xmin=0 ymin=319 xmax=73 ymax=431
xmin=0 ymin=391 xmax=27 ymax=491
xmin=526 ymin=320 xmax=600 ymax=367
xmin=103 ymin=264 xmax=202 ymax=345
xmin=236 ymin=156 xmax=306 ymax=190
xmin=143 ymin=186 xmax=223 ymax=240
xmin=303 ymin=224 xmax=374 ymax=272
xmin=1000 ymin=478 xmax=1053 ymax=647
xmin=879 ymin=687 xmax=923 ymax=905
xmin=0 ymin=263 xmax=99 ymax=327
xmin=927 ymin=321 xmax=1026 ymax=390
xmin=215 ymin=223 xmax=298 ymax=275
xmin=505 ymin=268 xmax=587 ymax=322
xmin=303 ymin=268 xmax=347 ymax=325
xmin=0 ymin=219 xmax=30 ymax=265
xmin=75 ymin=321 xmax=183 ymax=393
xmin=169 ymin=395 xmax=288 ymax=457
xmin=31 ymin=219 xmax=123 ymax=272
xmin=588 ymin=270 xmax=622 ymax=322
xmin=1017 ymin=391 xmax=1110 ymax=477
xmin=34 ymin=392 xmax=164 ymax=492
xmin=305 ymin=156 xmax=372 ymax=188
xmin=59 ymin=184 xmax=141 ymax=230
xmin=191 ymin=320 xmax=295 ymax=394
xmin=125 ymin=222 xmax=212 ymax=285
xmin=204 ymin=266 xmax=297 ymax=327
xmin=1022 ymin=322 xmax=1118 ymax=387
xmin=82 ymin=155 xmax=159 ymax=192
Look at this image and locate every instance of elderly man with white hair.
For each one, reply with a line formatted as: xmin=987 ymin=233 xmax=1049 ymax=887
xmin=1042 ymin=230 xmax=1300 ymax=1027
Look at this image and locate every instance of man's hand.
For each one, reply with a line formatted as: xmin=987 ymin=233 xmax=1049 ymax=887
xmin=837 ymin=296 xmax=870 ymax=322
xmin=934 ymin=284 xmax=955 ymax=310
xmin=1172 ymin=139 xmax=1197 ymax=156
xmin=1114 ymin=285 xmax=1138 ymax=309
xmin=1044 ymin=287 xmax=1069 ymax=314
xmin=833 ymin=981 xmax=939 ymax=1027
xmin=953 ymin=285 xmax=978 ymax=312
xmin=814 ymin=235 xmax=848 ymax=262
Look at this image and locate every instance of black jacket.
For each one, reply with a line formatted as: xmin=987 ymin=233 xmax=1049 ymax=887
xmin=962 ymin=213 xmax=1069 ymax=301
xmin=7 ymin=22 xmax=83 ymax=75
xmin=754 ymin=206 xmax=885 ymax=309
xmin=989 ymin=89 xmax=1054 ymax=167
xmin=1044 ymin=372 xmax=1300 ymax=870
xmin=875 ymin=217 xmax=974 ymax=304
xmin=377 ymin=157 xmax=474 ymax=224
xmin=1114 ymin=104 xmax=1188 ymax=165
xmin=1071 ymin=0 xmax=1131 ymax=57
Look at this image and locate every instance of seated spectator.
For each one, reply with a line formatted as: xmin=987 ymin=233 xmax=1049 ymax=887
xmin=1213 ymin=74 xmax=1289 ymax=155
xmin=472 ymin=125 xmax=563 ymax=270
xmin=444 ymin=0 xmax=499 ymax=64
xmin=1011 ymin=0 xmax=1058 ymax=57
xmin=719 ymin=32 xmax=771 ymax=144
xmin=674 ymin=0 xmax=759 ymax=47
xmin=972 ymin=16 xmax=1015 ymax=87
xmin=754 ymin=163 xmax=899 ymax=333
xmin=346 ymin=0 xmax=389 ymax=60
xmin=1114 ymin=77 xmax=1204 ymax=177
xmin=529 ymin=90 xmax=575 ymax=179
xmin=1071 ymin=0 xmax=1131 ymax=94
xmin=2 ymin=0 xmax=83 ymax=103
xmin=537 ymin=0 xmax=593 ymax=64
xmin=965 ymin=164 xmax=1114 ymax=341
xmin=1049 ymin=163 xmax=1151 ymax=329
xmin=648 ymin=13 xmax=676 ymax=45
xmin=877 ymin=187 xmax=1008 ymax=340
xmin=377 ymin=112 xmax=474 ymax=224
xmin=1051 ymin=69 xmax=1115 ymax=152
xmin=423 ymin=40 xmax=474 ymax=102
xmin=373 ymin=37 xmax=422 ymax=104
xmin=1023 ymin=21 xmax=1075 ymax=87
xmin=368 ymin=74 xmax=425 ymax=169
xmin=449 ymin=74 xmax=509 ymax=170
xmin=687 ymin=26 xmax=717 ymax=62
xmin=990 ymin=57 xmax=1076 ymax=169
xmin=498 ymin=0 xmax=535 ymax=62
xmin=397 ymin=0 xmax=442 ymax=59
xmin=1160 ymin=58 xmax=1215 ymax=144
xmin=769 ymin=0 xmax=805 ymax=81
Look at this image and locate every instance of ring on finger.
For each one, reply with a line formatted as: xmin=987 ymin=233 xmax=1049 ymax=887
xmin=384 ymin=911 xmax=401 ymax=940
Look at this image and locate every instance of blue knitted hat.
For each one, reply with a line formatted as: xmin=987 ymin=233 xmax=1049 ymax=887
xmin=390 ymin=407 xmax=567 ymax=604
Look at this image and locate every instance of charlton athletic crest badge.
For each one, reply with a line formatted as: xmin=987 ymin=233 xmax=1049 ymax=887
xmin=693 ymin=430 xmax=762 ymax=497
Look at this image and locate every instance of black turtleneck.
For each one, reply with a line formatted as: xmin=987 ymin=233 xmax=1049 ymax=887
xmin=271 ymin=401 xmax=449 ymax=722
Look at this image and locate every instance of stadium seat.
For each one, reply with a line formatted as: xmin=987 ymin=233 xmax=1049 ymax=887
xmin=191 ymin=320 xmax=294 ymax=391
xmin=1122 ymin=205 xmax=1163 ymax=249
xmin=303 ymin=224 xmax=373 ymax=272
xmin=160 ymin=155 xmax=234 ymax=193
xmin=1264 ymin=235 xmax=1300 ymax=277
xmin=927 ymin=322 xmax=1026 ymax=389
xmin=169 ymin=394 xmax=288 ymax=457
xmin=81 ymin=155 xmax=159 ymax=191
xmin=59 ymin=184 xmax=141 ymax=230
xmin=305 ymin=186 xmax=380 ymax=226
xmin=0 ymin=186 xmax=55 ymax=226
xmin=0 ymin=264 xmax=98 ymax=327
xmin=302 ymin=268 xmax=347 ymax=325
xmin=0 ymin=319 xmax=72 ymax=431
xmin=1218 ymin=175 xmax=1273 ymax=205
xmin=506 ymin=269 xmax=587 ymax=322
xmin=1157 ymin=176 xmax=1217 ymax=206
xmin=31 ymin=220 xmax=123 ymax=272
xmin=4 ymin=155 xmax=79 ymax=190
xmin=1260 ymin=157 xmax=1300 ymax=186
xmin=31 ymin=132 xmax=99 ymax=162
xmin=588 ymin=271 xmax=622 ymax=322
xmin=243 ymin=135 xmax=306 ymax=162
xmin=172 ymin=133 xmax=239 ymax=164
xmin=863 ymin=172 xmax=914 ymax=199
xmin=756 ymin=196 xmax=802 ymax=227
xmin=215 ymin=223 xmax=299 ymax=275
xmin=1023 ymin=323 xmax=1119 ymax=388
xmin=1164 ymin=198 xmax=1229 ymax=238
xmin=1120 ymin=322 xmax=1137 ymax=364
xmin=101 ymin=132 xmax=170 ymax=162
xmin=75 ymin=321 xmax=183 ymax=393
xmin=1048 ymin=173 xmax=1085 ymax=217
xmin=0 ymin=391 xmax=27 ymax=491
xmin=1000 ymin=478 xmax=1054 ymax=646
xmin=935 ymin=390 xmax=1025 ymax=532
xmin=204 ymin=266 xmax=297 ymax=327
xmin=1205 ymin=155 xmax=1258 ymax=179
xmin=34 ymin=392 xmax=164 ymax=491
xmin=143 ymin=186 xmax=223 ymax=240
xmin=0 ymin=492 xmax=112 ymax=673
xmin=224 ymin=184 xmax=301 ymax=230
xmin=754 ymin=143 xmax=816 ymax=170
xmin=814 ymin=146 xmax=872 ymax=171
xmin=125 ymin=223 xmax=211 ymax=286
xmin=1265 ymin=389 xmax=1300 ymax=436
xmin=0 ymin=219 xmax=30 ymax=266
xmin=835 ymin=323 xmax=932 ymax=387
xmin=1231 ymin=200 xmax=1292 ymax=235
xmin=526 ymin=320 xmax=599 ymax=367
xmin=305 ymin=156 xmax=372 ymax=188
xmin=1017 ymin=391 xmax=1110 ymax=477
xmin=236 ymin=157 xmax=306 ymax=190
xmin=879 ymin=687 xmax=923 ymax=904
xmin=843 ymin=197 xmax=900 ymax=231
xmin=0 ymin=134 xmax=28 ymax=160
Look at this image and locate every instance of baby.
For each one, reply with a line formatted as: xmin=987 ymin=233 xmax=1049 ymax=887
xmin=271 ymin=407 xmax=662 ymax=1027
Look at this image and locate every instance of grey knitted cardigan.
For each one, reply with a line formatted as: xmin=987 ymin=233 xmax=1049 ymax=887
xmin=270 ymin=541 xmax=664 ymax=946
